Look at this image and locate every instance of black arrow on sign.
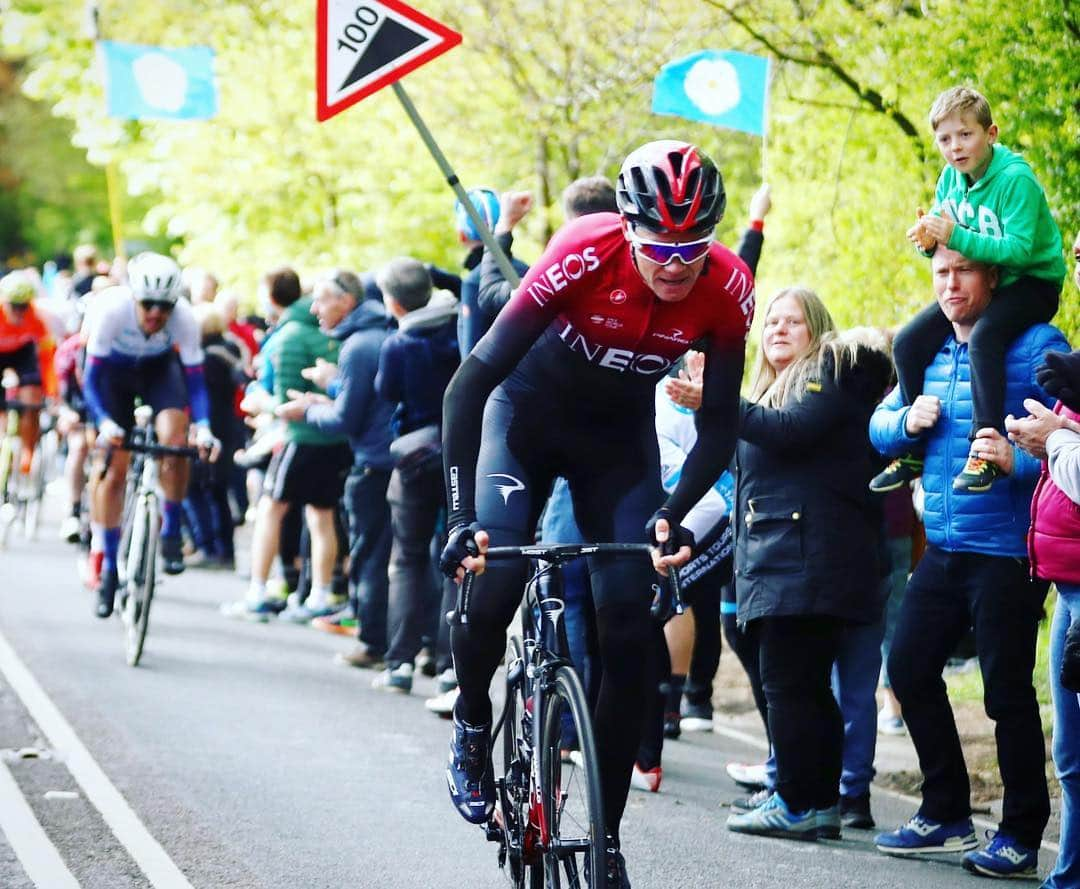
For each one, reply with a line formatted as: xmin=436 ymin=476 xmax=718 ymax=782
xmin=340 ymin=16 xmax=428 ymax=91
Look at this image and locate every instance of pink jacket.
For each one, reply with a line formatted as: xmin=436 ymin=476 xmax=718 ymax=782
xmin=1029 ymin=402 xmax=1080 ymax=584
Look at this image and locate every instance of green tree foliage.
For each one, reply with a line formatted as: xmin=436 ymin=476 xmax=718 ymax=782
xmin=702 ymin=0 xmax=1079 ymax=337
xmin=0 ymin=60 xmax=111 ymax=262
xmin=1 ymin=0 xmax=1076 ymax=342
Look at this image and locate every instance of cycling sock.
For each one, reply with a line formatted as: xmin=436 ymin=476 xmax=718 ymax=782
xmin=90 ymin=522 xmax=105 ymax=554
xmin=102 ymin=526 xmax=121 ymax=574
xmin=71 ymin=502 xmax=82 ymax=519
xmin=161 ymin=500 xmax=182 ymax=538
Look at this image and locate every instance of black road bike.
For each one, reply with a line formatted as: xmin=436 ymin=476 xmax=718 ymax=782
xmin=453 ymin=542 xmax=681 ymax=889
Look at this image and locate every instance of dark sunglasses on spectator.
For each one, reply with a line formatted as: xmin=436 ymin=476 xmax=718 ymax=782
xmin=139 ymin=299 xmax=174 ymax=312
xmin=628 ymin=228 xmax=714 ymax=266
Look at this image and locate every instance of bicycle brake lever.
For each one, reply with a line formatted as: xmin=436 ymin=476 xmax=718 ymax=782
xmin=446 ymin=570 xmax=475 ymax=626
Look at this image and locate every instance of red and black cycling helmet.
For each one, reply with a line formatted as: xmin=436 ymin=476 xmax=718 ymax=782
xmin=616 ymin=140 xmax=725 ymax=234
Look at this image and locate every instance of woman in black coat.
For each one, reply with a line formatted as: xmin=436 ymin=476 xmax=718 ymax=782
xmin=726 ymin=286 xmax=892 ymax=841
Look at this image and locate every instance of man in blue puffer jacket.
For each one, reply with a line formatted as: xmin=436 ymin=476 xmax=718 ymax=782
xmin=869 ymin=244 xmax=1069 ymax=878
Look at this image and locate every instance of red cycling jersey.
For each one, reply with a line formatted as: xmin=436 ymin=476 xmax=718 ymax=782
xmin=445 ymin=212 xmax=755 ymax=529
xmin=472 ymin=212 xmax=754 ymax=391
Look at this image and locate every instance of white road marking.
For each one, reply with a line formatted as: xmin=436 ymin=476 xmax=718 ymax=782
xmin=0 ymin=630 xmax=197 ymax=889
xmin=0 ymin=758 xmax=82 ymax=889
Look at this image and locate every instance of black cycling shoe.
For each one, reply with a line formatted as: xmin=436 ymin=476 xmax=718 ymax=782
xmin=446 ymin=714 xmax=495 ymax=825
xmin=161 ymin=535 xmax=185 ymax=575
xmin=96 ymin=569 xmax=119 ymax=619
xmin=584 ymin=838 xmax=631 ymax=889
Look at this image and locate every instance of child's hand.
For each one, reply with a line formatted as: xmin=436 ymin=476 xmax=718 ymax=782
xmin=906 ymin=208 xmax=938 ymax=252
xmin=919 ymin=213 xmax=954 ymax=246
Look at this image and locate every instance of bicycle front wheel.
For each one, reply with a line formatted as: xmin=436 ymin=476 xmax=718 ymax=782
xmin=539 ymin=665 xmax=605 ymax=889
xmin=125 ymin=494 xmax=158 ymax=667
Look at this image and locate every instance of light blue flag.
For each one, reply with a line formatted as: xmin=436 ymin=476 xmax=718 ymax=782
xmin=100 ymin=41 xmax=217 ymax=120
xmin=652 ymin=50 xmax=770 ymax=136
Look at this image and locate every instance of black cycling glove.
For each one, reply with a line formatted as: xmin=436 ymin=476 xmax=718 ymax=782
xmin=645 ymin=507 xmax=696 ymax=555
xmin=439 ymin=521 xmax=483 ymax=578
xmin=1036 ymin=350 xmax=1080 ymax=412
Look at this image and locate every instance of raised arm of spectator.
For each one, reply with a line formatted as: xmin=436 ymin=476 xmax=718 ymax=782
xmin=477 ymin=191 xmax=533 ymax=317
xmin=733 ymin=184 xmax=770 ymax=276
xmin=739 ymin=355 xmax=856 ymax=455
xmin=428 ymin=265 xmax=463 ymax=300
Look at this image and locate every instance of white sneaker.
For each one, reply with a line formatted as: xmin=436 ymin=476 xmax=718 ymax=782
xmin=630 ymin=762 xmax=662 ymax=793
xmin=435 ymin=668 xmax=458 ymax=695
xmin=372 ymin=662 xmax=413 ymax=694
xmin=726 ymin=761 xmax=768 ymax=789
xmin=424 ymin=686 xmax=458 ymax=717
xmin=59 ymin=515 xmax=82 ymax=544
xmin=877 ymin=708 xmax=907 ymax=736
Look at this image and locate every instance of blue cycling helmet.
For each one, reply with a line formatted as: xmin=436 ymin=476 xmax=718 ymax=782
xmin=454 ymin=187 xmax=501 ymax=241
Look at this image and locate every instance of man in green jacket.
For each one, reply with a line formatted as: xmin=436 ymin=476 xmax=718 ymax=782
xmin=235 ymin=267 xmax=352 ymax=622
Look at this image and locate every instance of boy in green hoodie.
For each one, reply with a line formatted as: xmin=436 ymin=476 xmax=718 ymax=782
xmin=871 ymin=86 xmax=1066 ymax=494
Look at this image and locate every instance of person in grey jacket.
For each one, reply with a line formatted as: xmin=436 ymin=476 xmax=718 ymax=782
xmin=276 ymin=271 xmax=395 ymax=667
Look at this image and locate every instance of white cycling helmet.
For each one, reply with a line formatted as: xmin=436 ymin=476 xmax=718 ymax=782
xmin=128 ymin=252 xmax=183 ymax=304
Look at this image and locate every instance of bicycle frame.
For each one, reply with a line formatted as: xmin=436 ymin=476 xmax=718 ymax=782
xmin=110 ymin=405 xmax=197 ymax=666
xmin=461 ymin=542 xmax=681 ymax=887
xmin=117 ymin=410 xmax=160 ymax=591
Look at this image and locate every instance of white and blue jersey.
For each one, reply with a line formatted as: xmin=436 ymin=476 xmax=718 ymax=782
xmin=82 ymin=287 xmax=209 ymax=429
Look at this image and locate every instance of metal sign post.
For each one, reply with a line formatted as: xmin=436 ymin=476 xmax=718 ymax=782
xmin=391 ymin=82 xmax=519 ymax=287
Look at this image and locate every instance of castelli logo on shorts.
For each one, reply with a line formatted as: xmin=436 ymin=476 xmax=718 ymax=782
xmin=524 ymin=247 xmax=601 ymax=306
xmin=609 ymin=289 xmax=628 ymax=305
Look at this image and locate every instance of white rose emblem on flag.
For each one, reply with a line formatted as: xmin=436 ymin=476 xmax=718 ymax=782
xmin=683 ymin=58 xmax=741 ymax=116
xmin=132 ymin=52 xmax=189 ymax=113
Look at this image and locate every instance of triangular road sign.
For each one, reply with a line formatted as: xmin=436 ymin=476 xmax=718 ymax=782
xmin=316 ymin=0 xmax=462 ymax=121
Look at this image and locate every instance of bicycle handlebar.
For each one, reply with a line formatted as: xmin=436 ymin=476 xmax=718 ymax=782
xmin=448 ymin=541 xmax=683 ymax=626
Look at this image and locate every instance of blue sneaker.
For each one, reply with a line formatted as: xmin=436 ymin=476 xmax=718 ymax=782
xmin=875 ymin=813 xmax=978 ymax=855
xmin=816 ymin=803 xmax=841 ymax=840
xmin=446 ymin=715 xmax=494 ymax=825
xmin=961 ymin=832 xmax=1038 ymax=879
xmin=726 ymin=792 xmax=818 ymax=841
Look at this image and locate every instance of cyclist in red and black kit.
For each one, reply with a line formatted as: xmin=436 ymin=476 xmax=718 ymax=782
xmin=439 ymin=140 xmax=755 ymax=888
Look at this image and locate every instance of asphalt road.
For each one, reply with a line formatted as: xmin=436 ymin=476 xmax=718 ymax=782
xmin=0 ymin=498 xmax=1062 ymax=888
